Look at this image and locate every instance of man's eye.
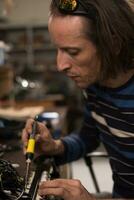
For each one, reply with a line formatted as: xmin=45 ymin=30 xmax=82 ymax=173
xmin=68 ymin=50 xmax=79 ymax=56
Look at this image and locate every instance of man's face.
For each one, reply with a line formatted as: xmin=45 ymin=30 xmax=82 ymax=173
xmin=48 ymin=15 xmax=101 ymax=89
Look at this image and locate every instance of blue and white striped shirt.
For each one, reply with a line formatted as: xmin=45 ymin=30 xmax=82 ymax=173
xmin=56 ymin=75 xmax=134 ymax=198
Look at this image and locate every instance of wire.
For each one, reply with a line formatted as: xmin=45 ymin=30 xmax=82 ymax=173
xmin=14 ymin=168 xmax=29 ymax=199
xmin=15 ymin=189 xmax=25 ymax=200
xmin=15 ymin=121 xmax=37 ymax=200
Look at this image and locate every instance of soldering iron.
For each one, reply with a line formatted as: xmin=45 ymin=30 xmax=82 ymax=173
xmin=14 ymin=121 xmax=38 ymax=200
xmin=26 ymin=121 xmax=37 ymax=161
xmin=25 ymin=121 xmax=38 ymax=190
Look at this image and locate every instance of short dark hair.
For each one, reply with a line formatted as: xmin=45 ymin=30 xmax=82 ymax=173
xmin=50 ymin=0 xmax=134 ymax=81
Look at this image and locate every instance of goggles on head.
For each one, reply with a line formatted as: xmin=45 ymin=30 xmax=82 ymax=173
xmin=53 ymin=0 xmax=96 ymax=20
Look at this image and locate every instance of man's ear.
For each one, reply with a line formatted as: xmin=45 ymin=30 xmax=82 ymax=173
xmin=128 ymin=0 xmax=134 ymax=11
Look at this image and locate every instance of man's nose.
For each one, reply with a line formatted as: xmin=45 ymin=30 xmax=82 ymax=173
xmin=57 ymin=49 xmax=70 ymax=72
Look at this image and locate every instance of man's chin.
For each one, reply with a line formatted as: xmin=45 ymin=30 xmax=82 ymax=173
xmin=75 ymin=82 xmax=89 ymax=89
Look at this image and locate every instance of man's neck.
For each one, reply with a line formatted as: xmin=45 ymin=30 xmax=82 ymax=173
xmin=101 ymin=69 xmax=134 ymax=88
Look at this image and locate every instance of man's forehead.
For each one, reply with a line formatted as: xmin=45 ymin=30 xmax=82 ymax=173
xmin=48 ymin=15 xmax=88 ymax=36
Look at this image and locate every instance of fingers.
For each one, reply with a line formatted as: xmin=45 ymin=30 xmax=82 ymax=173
xmin=21 ymin=118 xmax=51 ymax=155
xmin=22 ymin=118 xmax=34 ymax=146
xmin=38 ymin=179 xmax=95 ymax=200
xmin=22 ymin=118 xmax=46 ymax=142
xmin=38 ymin=179 xmax=84 ymax=199
xmin=39 ymin=187 xmax=66 ymax=198
xmin=21 ymin=119 xmax=35 ymax=154
xmin=39 ymin=179 xmax=70 ymax=199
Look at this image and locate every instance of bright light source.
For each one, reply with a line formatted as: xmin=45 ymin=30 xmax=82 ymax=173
xmin=42 ymin=112 xmax=59 ymax=119
xmin=22 ymin=80 xmax=28 ymax=88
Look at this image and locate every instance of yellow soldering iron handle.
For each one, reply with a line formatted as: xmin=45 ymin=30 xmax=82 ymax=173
xmin=26 ymin=138 xmax=35 ymax=154
xmin=26 ymin=121 xmax=37 ymax=161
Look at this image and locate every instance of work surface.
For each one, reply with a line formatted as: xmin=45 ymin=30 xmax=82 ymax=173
xmin=0 ymin=105 xmax=67 ymax=172
xmin=0 ymin=105 xmax=68 ymax=199
xmin=0 ymin=105 xmax=133 ymax=200
xmin=2 ymin=141 xmax=133 ymax=200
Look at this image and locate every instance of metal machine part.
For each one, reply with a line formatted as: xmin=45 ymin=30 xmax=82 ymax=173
xmin=0 ymin=157 xmax=63 ymax=200
xmin=29 ymin=156 xmax=62 ymax=200
xmin=0 ymin=159 xmax=25 ymax=200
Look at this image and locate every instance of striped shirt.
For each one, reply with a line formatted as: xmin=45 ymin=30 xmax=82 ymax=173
xmin=55 ymin=75 xmax=134 ymax=198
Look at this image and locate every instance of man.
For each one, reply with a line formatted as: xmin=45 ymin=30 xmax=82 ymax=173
xmin=22 ymin=0 xmax=134 ymax=199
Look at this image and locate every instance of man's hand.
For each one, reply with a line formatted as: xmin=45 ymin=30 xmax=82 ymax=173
xmin=22 ymin=118 xmax=64 ymax=156
xmin=38 ymin=179 xmax=96 ymax=200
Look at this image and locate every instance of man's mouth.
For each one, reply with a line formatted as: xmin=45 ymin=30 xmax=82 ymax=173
xmin=70 ymin=76 xmax=81 ymax=82
xmin=67 ymin=73 xmax=79 ymax=78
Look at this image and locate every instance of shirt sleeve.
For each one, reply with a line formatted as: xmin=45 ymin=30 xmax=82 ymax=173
xmin=55 ymin=102 xmax=100 ymax=165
